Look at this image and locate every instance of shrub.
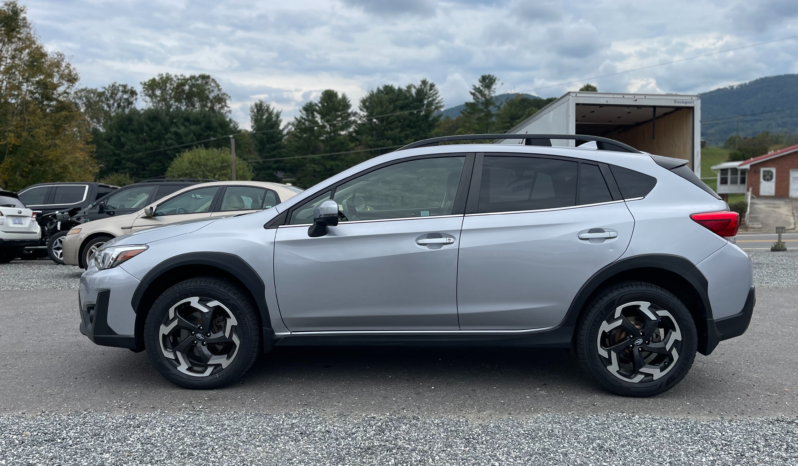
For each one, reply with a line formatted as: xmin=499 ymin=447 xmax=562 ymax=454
xmin=729 ymin=201 xmax=747 ymax=218
xmin=99 ymin=172 xmax=135 ymax=186
xmin=165 ymin=147 xmax=253 ymax=181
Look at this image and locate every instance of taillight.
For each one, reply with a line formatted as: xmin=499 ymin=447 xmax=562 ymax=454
xmin=31 ymin=212 xmax=36 ymax=218
xmin=690 ymin=211 xmax=739 ymax=238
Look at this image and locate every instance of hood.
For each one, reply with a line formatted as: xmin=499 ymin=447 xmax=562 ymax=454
xmin=109 ymin=217 xmax=218 ymax=247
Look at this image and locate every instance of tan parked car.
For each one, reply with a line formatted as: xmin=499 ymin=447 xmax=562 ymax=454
xmin=63 ymin=181 xmax=302 ymax=268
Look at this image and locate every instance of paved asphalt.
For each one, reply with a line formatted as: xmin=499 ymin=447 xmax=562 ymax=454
xmin=0 ymin=286 xmax=795 ymax=420
xmin=736 ymin=232 xmax=798 ymax=250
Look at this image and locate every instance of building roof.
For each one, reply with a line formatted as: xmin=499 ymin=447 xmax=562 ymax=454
xmin=738 ymin=143 xmax=798 ymax=168
xmin=710 ymin=161 xmax=743 ymax=170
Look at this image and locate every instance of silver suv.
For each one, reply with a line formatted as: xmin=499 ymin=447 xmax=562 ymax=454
xmin=78 ymin=135 xmax=754 ymax=397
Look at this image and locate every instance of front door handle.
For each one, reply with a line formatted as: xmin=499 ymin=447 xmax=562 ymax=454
xmin=578 ymin=229 xmax=618 ymax=240
xmin=416 ymin=237 xmax=455 ymax=245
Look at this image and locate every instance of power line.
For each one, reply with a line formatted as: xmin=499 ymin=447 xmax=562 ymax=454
xmin=248 ymin=145 xmax=405 ymax=163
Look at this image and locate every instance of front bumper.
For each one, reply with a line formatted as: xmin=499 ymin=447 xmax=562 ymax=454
xmin=79 ymin=265 xmax=141 ymax=351
xmin=702 ymin=286 xmax=756 ymax=354
xmin=62 ymin=232 xmax=85 ymax=266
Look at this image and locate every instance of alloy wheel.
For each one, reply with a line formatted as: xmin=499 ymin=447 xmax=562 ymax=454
xmin=596 ymin=301 xmax=682 ymax=383
xmin=86 ymin=241 xmax=105 ymax=265
xmin=51 ymin=236 xmax=64 ymax=261
xmin=158 ymin=297 xmax=241 ymax=377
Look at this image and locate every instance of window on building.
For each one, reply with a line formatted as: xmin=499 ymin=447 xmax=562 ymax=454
xmin=729 ymin=168 xmax=738 ymax=185
xmin=740 ymin=170 xmax=747 ymax=185
xmin=720 ymin=169 xmax=728 ymax=185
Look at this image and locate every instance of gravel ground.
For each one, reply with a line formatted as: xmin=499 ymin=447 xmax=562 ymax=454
xmin=1 ymin=412 xmax=796 ymax=465
xmin=749 ymin=250 xmax=798 ymax=288
xmin=0 ymin=260 xmax=81 ymax=290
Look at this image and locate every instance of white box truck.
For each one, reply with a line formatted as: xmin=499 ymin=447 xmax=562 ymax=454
xmin=497 ymin=92 xmax=702 ymax=176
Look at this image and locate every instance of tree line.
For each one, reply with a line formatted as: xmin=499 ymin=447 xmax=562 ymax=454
xmin=0 ymin=1 xmax=564 ymax=191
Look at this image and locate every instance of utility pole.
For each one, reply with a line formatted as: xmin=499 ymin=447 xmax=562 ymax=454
xmin=230 ymin=135 xmax=236 ymax=181
xmin=736 ymin=117 xmax=740 ymax=150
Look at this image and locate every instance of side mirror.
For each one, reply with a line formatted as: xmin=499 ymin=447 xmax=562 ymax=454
xmin=308 ymin=200 xmax=339 ymax=237
xmin=97 ymin=203 xmax=105 ymax=214
xmin=143 ymin=206 xmax=156 ymax=218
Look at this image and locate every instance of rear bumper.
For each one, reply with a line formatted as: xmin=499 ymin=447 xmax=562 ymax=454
xmin=79 ymin=289 xmax=140 ymax=350
xmin=702 ymin=286 xmax=755 ymax=354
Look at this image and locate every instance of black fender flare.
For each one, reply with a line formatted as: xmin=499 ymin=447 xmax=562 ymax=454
xmin=130 ymin=252 xmax=271 ymax=340
xmin=561 ymin=253 xmax=719 ymax=354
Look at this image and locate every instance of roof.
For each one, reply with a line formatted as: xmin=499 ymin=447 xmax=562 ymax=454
xmin=738 ymin=143 xmax=798 ymax=168
xmin=710 ymin=161 xmax=743 ymax=170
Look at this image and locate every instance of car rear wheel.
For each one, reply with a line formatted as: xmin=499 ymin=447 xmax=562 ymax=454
xmin=0 ymin=249 xmax=17 ymax=263
xmin=576 ymin=281 xmax=697 ymax=397
xmin=81 ymin=235 xmax=113 ymax=269
xmin=144 ymin=277 xmax=261 ymax=389
xmin=47 ymin=231 xmax=68 ymax=265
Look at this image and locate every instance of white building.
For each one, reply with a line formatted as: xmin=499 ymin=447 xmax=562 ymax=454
xmin=710 ymin=161 xmax=747 ymax=197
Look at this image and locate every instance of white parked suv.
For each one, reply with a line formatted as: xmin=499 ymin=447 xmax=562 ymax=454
xmin=77 ymin=134 xmax=754 ymax=397
xmin=0 ymin=190 xmax=41 ymax=263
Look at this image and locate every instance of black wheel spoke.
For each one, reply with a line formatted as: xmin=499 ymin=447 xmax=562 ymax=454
xmin=174 ymin=315 xmax=200 ymax=333
xmin=173 ymin=335 xmax=195 ymax=354
xmin=642 ymin=314 xmax=661 ymax=339
xmin=605 ymin=338 xmax=634 ymax=355
xmin=196 ymin=345 xmax=215 ymax=365
xmin=631 ymin=347 xmax=647 ymax=373
xmin=642 ymin=341 xmax=671 ymax=355
xmin=200 ymin=310 xmax=215 ymax=334
xmin=618 ymin=316 xmax=640 ymax=336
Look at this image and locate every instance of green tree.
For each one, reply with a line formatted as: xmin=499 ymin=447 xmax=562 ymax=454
xmin=432 ymin=115 xmax=464 ymax=137
xmin=249 ymin=100 xmax=285 ymax=181
xmin=579 ymin=84 xmax=598 ymax=92
xmin=726 ymin=131 xmax=775 ymax=161
xmin=357 ymin=79 xmax=443 ymax=151
xmin=74 ymin=82 xmax=138 ymax=130
xmin=141 ymin=73 xmax=230 ymax=114
xmin=494 ymin=94 xmax=556 ymax=132
xmin=93 ymin=108 xmax=241 ymax=179
xmin=98 ymin=172 xmax=134 ymax=186
xmin=165 ymin=147 xmax=253 ymax=181
xmin=0 ymin=1 xmax=97 ymax=191
xmin=285 ymin=90 xmax=356 ymax=187
xmin=459 ymin=74 xmax=501 ymax=134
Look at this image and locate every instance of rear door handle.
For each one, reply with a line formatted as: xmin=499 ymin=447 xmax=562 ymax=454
xmin=578 ymin=230 xmax=617 ymax=240
xmin=416 ymin=237 xmax=455 ymax=245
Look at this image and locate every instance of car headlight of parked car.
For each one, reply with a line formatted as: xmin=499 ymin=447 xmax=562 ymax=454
xmin=94 ymin=245 xmax=148 ymax=270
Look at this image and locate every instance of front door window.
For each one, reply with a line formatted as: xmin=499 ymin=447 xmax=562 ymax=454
xmin=155 ymin=187 xmax=219 ymax=216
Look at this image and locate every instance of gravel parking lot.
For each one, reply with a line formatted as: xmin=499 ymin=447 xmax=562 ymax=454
xmin=1 ymin=251 xmax=797 ymax=464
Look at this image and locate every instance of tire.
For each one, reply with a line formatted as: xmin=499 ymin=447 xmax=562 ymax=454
xmin=0 ymin=249 xmax=16 ymax=264
xmin=81 ymin=235 xmax=113 ymax=269
xmin=47 ymin=231 xmax=68 ymax=265
xmin=576 ymin=281 xmax=697 ymax=397
xmin=144 ymin=277 xmax=261 ymax=389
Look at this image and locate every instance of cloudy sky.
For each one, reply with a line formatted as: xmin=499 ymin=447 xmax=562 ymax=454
xmin=23 ymin=0 xmax=798 ymax=127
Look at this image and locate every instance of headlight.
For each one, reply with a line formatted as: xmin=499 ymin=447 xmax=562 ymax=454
xmin=68 ymin=228 xmax=81 ymax=235
xmin=94 ymin=245 xmax=148 ymax=270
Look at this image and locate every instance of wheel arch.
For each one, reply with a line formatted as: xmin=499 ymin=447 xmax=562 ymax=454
xmin=130 ymin=252 xmax=271 ymax=352
xmin=564 ymin=254 xmax=719 ymax=355
xmin=78 ymin=232 xmax=117 ymax=268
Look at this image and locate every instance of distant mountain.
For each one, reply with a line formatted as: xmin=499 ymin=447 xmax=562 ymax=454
xmin=700 ymin=74 xmax=798 ymax=146
xmin=438 ymin=93 xmax=539 ymax=119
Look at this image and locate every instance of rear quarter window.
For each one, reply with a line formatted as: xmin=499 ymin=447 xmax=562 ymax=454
xmin=609 ymin=166 xmax=657 ymax=199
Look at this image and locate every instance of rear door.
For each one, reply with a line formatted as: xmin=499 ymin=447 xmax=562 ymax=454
xmin=457 ymin=154 xmax=634 ymax=330
xmin=210 ymin=186 xmax=277 ymax=218
xmin=129 ymin=186 xmax=220 ymax=232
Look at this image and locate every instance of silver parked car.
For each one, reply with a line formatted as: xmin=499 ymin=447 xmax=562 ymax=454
xmin=78 ymin=135 xmax=754 ymax=397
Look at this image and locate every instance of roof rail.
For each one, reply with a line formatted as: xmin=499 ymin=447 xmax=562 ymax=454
xmin=398 ymin=134 xmax=641 ymax=153
xmin=135 ymin=178 xmax=217 ymax=183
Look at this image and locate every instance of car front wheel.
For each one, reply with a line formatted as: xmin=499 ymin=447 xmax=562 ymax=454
xmin=576 ymin=281 xmax=697 ymax=397
xmin=144 ymin=277 xmax=262 ymax=389
xmin=81 ymin=235 xmax=113 ymax=269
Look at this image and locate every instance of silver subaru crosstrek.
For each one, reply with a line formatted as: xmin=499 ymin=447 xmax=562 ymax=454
xmin=79 ymin=135 xmax=754 ymax=397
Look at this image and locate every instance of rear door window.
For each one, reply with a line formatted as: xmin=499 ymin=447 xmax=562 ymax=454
xmin=18 ymin=186 xmax=49 ymax=206
xmin=52 ymin=185 xmax=87 ymax=205
xmin=477 ymin=156 xmax=577 ymax=214
xmin=579 ymin=163 xmax=613 ymax=205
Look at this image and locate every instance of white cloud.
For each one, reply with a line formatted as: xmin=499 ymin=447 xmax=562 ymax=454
xmin=22 ymin=0 xmax=798 ymax=126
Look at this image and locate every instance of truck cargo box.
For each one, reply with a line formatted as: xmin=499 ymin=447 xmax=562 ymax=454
xmin=498 ymin=92 xmax=701 ymax=176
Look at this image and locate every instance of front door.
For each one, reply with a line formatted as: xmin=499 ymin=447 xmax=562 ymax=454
xmin=130 ymin=186 xmax=219 ymax=231
xmin=790 ymin=169 xmax=798 ymax=198
xmin=457 ymin=155 xmax=634 ymax=330
xmin=274 ymin=156 xmax=467 ymax=331
xmin=760 ymin=168 xmax=776 ymax=196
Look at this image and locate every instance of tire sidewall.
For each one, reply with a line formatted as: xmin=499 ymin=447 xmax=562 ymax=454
xmin=144 ymin=278 xmax=260 ymax=389
xmin=579 ymin=284 xmax=698 ymax=397
xmin=82 ymin=235 xmax=113 ymax=269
